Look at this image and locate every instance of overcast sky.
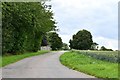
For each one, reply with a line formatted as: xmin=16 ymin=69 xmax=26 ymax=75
xmin=48 ymin=0 xmax=119 ymax=50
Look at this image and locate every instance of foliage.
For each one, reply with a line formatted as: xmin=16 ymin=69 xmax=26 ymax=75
xmin=48 ymin=32 xmax=63 ymax=50
xmin=100 ymin=46 xmax=107 ymax=50
xmin=100 ymin=46 xmax=113 ymax=51
xmin=2 ymin=2 xmax=56 ymax=55
xmin=60 ymin=51 xmax=118 ymax=78
xmin=41 ymin=36 xmax=48 ymax=46
xmin=69 ymin=29 xmax=93 ymax=50
xmin=62 ymin=43 xmax=69 ymax=50
xmin=1 ymin=50 xmax=49 ymax=67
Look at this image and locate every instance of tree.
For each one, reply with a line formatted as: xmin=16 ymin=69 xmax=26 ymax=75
xmin=48 ymin=32 xmax=63 ymax=50
xmin=41 ymin=36 xmax=48 ymax=46
xmin=2 ymin=2 xmax=56 ymax=55
xmin=100 ymin=46 xmax=113 ymax=51
xmin=69 ymin=29 xmax=93 ymax=50
xmin=62 ymin=43 xmax=69 ymax=50
xmin=69 ymin=39 xmax=73 ymax=49
xmin=100 ymin=46 xmax=107 ymax=51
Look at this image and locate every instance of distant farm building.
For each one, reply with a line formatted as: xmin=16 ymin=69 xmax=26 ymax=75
xmin=41 ymin=45 xmax=51 ymax=50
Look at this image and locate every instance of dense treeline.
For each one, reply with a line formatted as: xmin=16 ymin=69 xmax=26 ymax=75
xmin=2 ymin=2 xmax=56 ymax=55
xmin=41 ymin=32 xmax=64 ymax=50
xmin=47 ymin=32 xmax=63 ymax=50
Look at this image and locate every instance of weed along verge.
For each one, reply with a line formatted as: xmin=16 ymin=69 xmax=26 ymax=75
xmin=60 ymin=51 xmax=118 ymax=78
xmin=1 ymin=50 xmax=49 ymax=67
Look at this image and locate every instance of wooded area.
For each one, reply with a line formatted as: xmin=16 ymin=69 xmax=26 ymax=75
xmin=2 ymin=2 xmax=56 ymax=55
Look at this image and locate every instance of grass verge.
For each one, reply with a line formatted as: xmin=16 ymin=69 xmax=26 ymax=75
xmin=60 ymin=51 xmax=118 ymax=79
xmin=1 ymin=50 xmax=49 ymax=67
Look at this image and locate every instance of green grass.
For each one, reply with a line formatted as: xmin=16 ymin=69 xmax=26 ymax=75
xmin=60 ymin=51 xmax=118 ymax=78
xmin=0 ymin=56 xmax=1 ymax=67
xmin=1 ymin=50 xmax=49 ymax=67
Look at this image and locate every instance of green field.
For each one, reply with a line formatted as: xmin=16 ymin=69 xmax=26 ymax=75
xmin=60 ymin=51 xmax=118 ymax=78
xmin=1 ymin=50 xmax=49 ymax=67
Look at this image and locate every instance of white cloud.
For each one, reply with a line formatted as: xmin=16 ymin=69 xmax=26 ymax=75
xmin=93 ymin=36 xmax=118 ymax=50
xmin=49 ymin=0 xmax=119 ymax=50
xmin=58 ymin=34 xmax=72 ymax=44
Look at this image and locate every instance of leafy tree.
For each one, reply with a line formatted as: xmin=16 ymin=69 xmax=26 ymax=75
xmin=48 ymin=32 xmax=63 ymax=50
xmin=69 ymin=39 xmax=73 ymax=49
xmin=2 ymin=2 xmax=56 ymax=55
xmin=100 ymin=46 xmax=107 ymax=51
xmin=69 ymin=29 xmax=93 ymax=50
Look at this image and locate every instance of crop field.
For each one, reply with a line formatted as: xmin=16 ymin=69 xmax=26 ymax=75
xmin=76 ymin=50 xmax=119 ymax=63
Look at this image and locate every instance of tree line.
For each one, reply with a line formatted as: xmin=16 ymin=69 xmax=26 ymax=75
xmin=41 ymin=32 xmax=63 ymax=50
xmin=2 ymin=2 xmax=57 ymax=55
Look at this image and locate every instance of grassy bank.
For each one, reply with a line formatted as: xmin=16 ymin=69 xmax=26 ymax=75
xmin=1 ymin=50 xmax=49 ymax=67
xmin=60 ymin=51 xmax=118 ymax=78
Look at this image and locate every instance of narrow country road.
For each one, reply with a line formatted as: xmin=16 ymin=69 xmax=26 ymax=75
xmin=2 ymin=51 xmax=95 ymax=78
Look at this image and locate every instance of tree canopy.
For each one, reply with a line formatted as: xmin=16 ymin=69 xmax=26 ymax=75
xmin=69 ymin=29 xmax=93 ymax=50
xmin=47 ymin=32 xmax=63 ymax=50
xmin=2 ymin=2 xmax=56 ymax=55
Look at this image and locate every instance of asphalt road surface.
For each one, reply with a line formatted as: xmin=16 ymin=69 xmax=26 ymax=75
xmin=2 ymin=51 xmax=95 ymax=78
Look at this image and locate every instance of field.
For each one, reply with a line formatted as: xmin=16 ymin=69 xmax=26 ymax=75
xmin=1 ymin=50 xmax=49 ymax=67
xmin=78 ymin=50 xmax=119 ymax=63
xmin=60 ymin=51 xmax=118 ymax=78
